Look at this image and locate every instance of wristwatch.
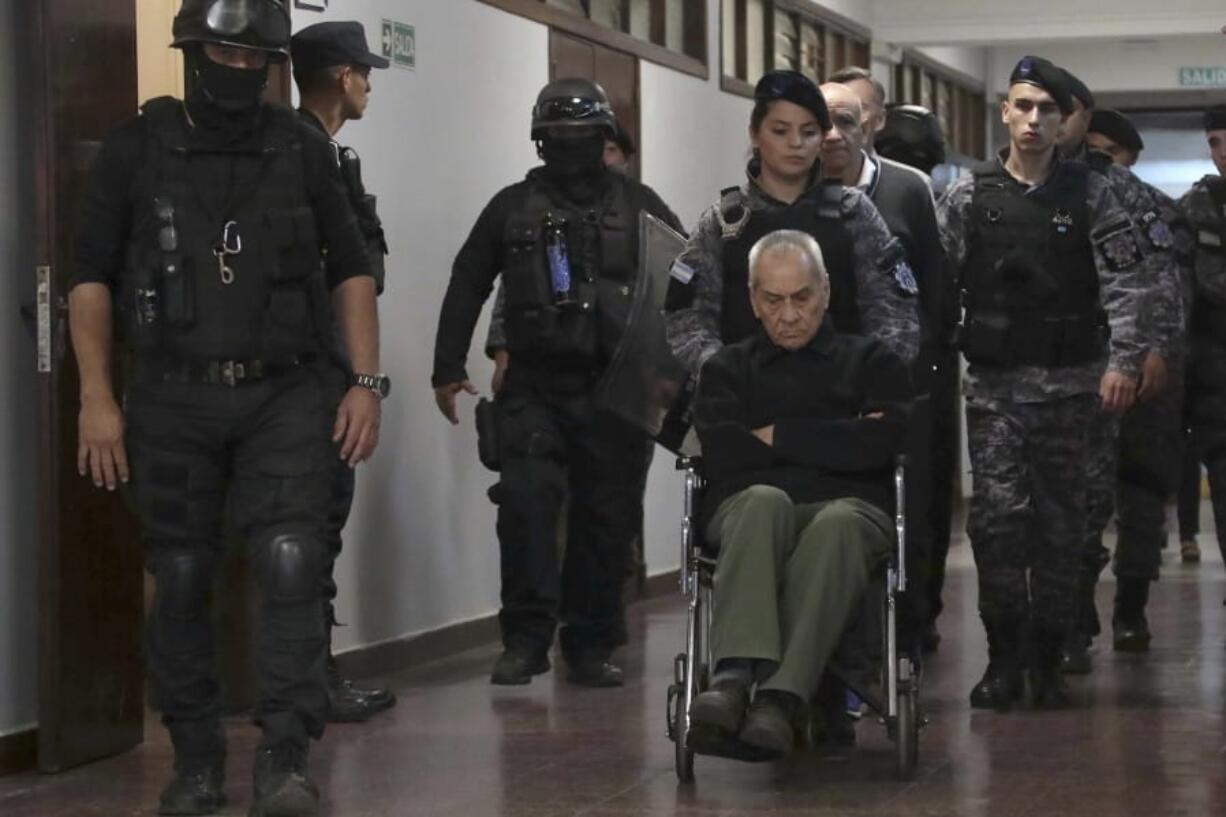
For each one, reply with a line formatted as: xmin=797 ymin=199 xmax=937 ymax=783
xmin=351 ymin=372 xmax=391 ymax=399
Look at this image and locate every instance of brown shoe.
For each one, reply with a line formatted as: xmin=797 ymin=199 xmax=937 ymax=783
xmin=1181 ymin=538 xmax=1201 ymax=564
xmin=739 ymin=691 xmax=797 ymax=755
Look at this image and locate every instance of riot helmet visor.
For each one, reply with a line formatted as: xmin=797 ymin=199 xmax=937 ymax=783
xmin=533 ymin=96 xmax=614 ymax=127
xmin=204 ymin=0 xmax=289 ymax=43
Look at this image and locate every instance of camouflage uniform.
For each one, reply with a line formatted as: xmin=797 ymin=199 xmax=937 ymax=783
xmin=937 ymin=152 xmax=1153 ymax=661
xmin=1181 ymin=175 xmax=1226 ymax=566
xmin=664 ymin=166 xmax=920 ymax=372
xmin=1072 ymin=148 xmax=1190 ymax=643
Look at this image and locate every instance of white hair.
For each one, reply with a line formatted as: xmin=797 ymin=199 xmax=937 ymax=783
xmin=747 ymin=229 xmax=828 ymax=290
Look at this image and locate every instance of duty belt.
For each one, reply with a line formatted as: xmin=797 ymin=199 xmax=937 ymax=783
xmin=134 ymin=356 xmax=311 ymax=387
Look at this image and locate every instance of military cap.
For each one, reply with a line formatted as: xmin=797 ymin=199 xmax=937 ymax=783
xmin=291 ymin=21 xmax=390 ymax=73
xmin=753 ymin=70 xmax=833 ymax=131
xmin=1205 ymin=105 xmax=1226 ymax=132
xmin=1058 ymin=67 xmax=1096 ymax=110
xmin=1009 ymin=56 xmax=1073 ymax=115
xmin=1089 ymin=108 xmax=1144 ymax=153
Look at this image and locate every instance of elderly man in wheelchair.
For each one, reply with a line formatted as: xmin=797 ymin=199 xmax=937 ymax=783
xmin=684 ymin=229 xmax=914 ymax=758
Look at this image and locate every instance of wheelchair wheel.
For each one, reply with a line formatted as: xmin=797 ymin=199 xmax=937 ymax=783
xmin=672 ymin=654 xmax=695 ymax=782
xmin=894 ymin=658 xmax=919 ymax=780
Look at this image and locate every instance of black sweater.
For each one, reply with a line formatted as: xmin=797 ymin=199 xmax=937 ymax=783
xmin=693 ymin=321 xmax=913 ymax=526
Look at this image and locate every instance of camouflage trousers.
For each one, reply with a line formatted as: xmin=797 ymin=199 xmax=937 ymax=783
xmin=966 ymin=394 xmax=1096 ymax=636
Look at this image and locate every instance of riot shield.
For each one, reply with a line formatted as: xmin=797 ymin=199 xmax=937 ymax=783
xmin=594 ymin=212 xmax=700 ymax=456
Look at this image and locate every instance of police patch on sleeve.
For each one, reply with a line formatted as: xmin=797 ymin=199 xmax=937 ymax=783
xmin=891 ymin=261 xmax=919 ymax=295
xmin=1140 ymin=210 xmax=1175 ymax=251
xmin=1092 ymin=222 xmax=1142 ymax=271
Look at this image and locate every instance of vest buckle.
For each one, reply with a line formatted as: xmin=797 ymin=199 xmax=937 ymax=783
xmin=217 ymin=360 xmax=245 ymax=388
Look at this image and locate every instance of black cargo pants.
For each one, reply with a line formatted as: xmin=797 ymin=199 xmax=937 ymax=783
xmin=491 ymin=373 xmax=650 ymax=662
xmin=126 ymin=364 xmax=333 ymax=762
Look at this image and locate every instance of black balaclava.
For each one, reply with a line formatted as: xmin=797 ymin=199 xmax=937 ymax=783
xmin=184 ymin=45 xmax=270 ymax=143
xmin=541 ymin=134 xmax=608 ymax=197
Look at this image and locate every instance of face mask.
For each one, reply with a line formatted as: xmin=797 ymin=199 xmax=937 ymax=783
xmin=540 ymin=134 xmax=606 ymax=178
xmin=192 ymin=49 xmax=269 ymax=114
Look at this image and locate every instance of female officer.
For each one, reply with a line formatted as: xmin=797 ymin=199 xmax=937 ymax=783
xmin=665 ymin=70 xmax=919 ymax=372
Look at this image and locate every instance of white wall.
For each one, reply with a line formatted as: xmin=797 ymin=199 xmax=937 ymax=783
xmin=0 ymin=0 xmax=37 ymax=737
xmin=913 ymin=46 xmax=987 ymax=86
xmin=294 ymin=0 xmax=752 ymax=654
xmin=990 ymin=36 xmax=1226 ymax=95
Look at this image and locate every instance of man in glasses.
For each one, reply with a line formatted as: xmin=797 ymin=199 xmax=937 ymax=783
xmin=68 ymin=2 xmax=382 ymax=815
xmin=432 ymin=78 xmax=681 ymax=689
xmin=291 ymin=20 xmax=396 ymax=726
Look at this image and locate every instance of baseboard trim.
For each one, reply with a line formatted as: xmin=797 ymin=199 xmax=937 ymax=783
xmin=335 ymin=569 xmax=682 ymax=680
xmin=0 ymin=727 xmax=37 ymax=775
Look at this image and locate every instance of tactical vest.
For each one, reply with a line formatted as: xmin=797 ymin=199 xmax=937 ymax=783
xmin=718 ymin=182 xmax=858 ymax=346
xmin=121 ymin=98 xmax=327 ymax=364
xmin=1190 ymin=175 xmax=1226 ymax=345
xmin=338 ymin=146 xmax=388 ymax=294
xmin=961 ymin=161 xmax=1106 ymax=368
xmin=501 ymin=174 xmax=635 ymax=365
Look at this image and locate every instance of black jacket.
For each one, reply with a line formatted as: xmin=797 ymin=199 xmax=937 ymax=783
xmin=694 ymin=321 xmax=913 ymax=527
xmin=432 ymin=167 xmax=682 ymax=387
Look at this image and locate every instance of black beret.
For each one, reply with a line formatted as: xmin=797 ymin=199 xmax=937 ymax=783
xmin=291 ymin=21 xmax=389 ymax=73
xmin=753 ymin=70 xmax=832 ymax=132
xmin=1008 ymin=56 xmax=1074 ymax=115
xmin=1058 ymin=67 xmax=1095 ymax=110
xmin=1205 ymin=105 xmax=1226 ymax=132
xmin=1089 ymin=108 xmax=1143 ymax=153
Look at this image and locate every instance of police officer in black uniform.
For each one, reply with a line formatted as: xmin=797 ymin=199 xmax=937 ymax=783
xmin=291 ymin=19 xmax=396 ymax=724
xmin=69 ymin=2 xmax=382 ymax=815
xmin=432 ymin=78 xmax=679 ymax=688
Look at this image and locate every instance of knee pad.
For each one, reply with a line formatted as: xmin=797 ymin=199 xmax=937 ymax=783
xmin=150 ymin=547 xmax=215 ymax=622
xmin=257 ymin=532 xmax=324 ymax=605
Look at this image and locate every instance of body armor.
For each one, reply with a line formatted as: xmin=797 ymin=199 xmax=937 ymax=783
xmin=717 ymin=182 xmax=859 ymax=345
xmin=960 ymin=161 xmax=1106 ymax=368
xmin=121 ymin=97 xmax=326 ymax=363
xmin=501 ymin=173 xmax=635 ymax=365
xmin=1190 ymin=175 xmax=1226 ymax=346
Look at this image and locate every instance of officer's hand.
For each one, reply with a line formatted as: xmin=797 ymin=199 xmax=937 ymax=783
xmin=491 ymin=350 xmax=510 ymax=395
xmin=1137 ymin=352 xmax=1170 ymax=401
xmin=1100 ymin=370 xmax=1138 ymax=415
xmin=751 ymin=425 xmax=775 ymax=446
xmin=434 ymin=380 xmax=478 ymax=425
xmin=334 ymin=387 xmax=381 ymax=467
xmin=77 ymin=395 xmax=129 ymax=491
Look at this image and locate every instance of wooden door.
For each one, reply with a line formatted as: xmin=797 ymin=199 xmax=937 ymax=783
xmin=548 ymin=30 xmax=642 ymax=179
xmin=30 ymin=0 xmax=145 ymax=773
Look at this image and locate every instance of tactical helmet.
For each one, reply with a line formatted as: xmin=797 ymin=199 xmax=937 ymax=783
xmin=877 ymin=104 xmax=947 ymax=174
xmin=531 ymin=78 xmax=617 ymax=141
xmin=172 ymin=0 xmax=291 ymax=60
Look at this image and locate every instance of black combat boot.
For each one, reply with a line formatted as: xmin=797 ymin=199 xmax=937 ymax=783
xmin=1029 ymin=628 xmax=1072 ymax=709
xmin=326 ymin=654 xmax=397 ymax=723
xmin=565 ymin=653 xmax=625 ymax=688
xmin=158 ymin=758 xmax=226 ymax=815
xmin=490 ymin=641 xmax=552 ymax=685
xmin=969 ymin=619 xmax=1024 ymax=711
xmin=249 ymin=743 xmax=318 ymax=817
xmin=160 ymin=720 xmax=226 ymax=815
xmin=1113 ymin=578 xmax=1152 ymax=652
xmin=1061 ymin=570 xmax=1100 ymax=674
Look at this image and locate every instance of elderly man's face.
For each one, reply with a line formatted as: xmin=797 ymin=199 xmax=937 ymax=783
xmin=750 ymin=249 xmax=830 ymax=350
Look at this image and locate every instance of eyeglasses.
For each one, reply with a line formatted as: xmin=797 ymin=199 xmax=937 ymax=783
xmin=204 ymin=0 xmax=289 ymax=43
xmin=533 ymin=96 xmax=612 ymax=123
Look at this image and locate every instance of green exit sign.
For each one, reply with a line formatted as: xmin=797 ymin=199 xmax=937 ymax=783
xmin=381 ymin=19 xmax=415 ymax=70
xmin=1179 ymin=66 xmax=1226 ymax=87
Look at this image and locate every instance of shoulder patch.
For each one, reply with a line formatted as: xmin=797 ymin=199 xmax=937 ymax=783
xmin=1139 ymin=209 xmax=1175 ymax=251
xmin=891 ymin=260 xmax=920 ymax=295
xmin=1199 ymin=229 xmax=1223 ymax=248
xmin=1092 ymin=220 xmax=1142 ymax=271
xmin=669 ymin=258 xmax=695 ymax=284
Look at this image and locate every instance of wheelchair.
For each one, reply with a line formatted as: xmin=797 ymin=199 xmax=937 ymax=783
xmin=664 ymin=456 xmax=922 ymax=782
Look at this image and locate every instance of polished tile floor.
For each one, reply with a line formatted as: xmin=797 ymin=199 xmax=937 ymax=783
xmin=3 ymin=522 xmax=1225 ymax=816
